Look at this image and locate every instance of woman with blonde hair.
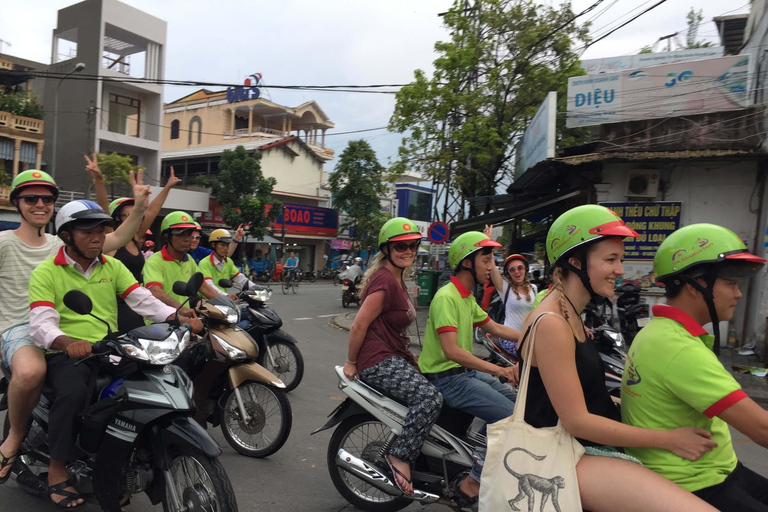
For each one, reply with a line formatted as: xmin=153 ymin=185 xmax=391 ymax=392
xmin=517 ymin=204 xmax=719 ymax=512
xmin=343 ymin=218 xmax=443 ymax=496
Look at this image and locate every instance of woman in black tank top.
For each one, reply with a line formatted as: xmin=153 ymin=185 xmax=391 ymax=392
xmin=518 ymin=205 xmax=717 ymax=512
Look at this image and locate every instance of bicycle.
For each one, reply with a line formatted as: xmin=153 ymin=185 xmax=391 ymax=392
xmin=282 ymin=268 xmax=299 ymax=294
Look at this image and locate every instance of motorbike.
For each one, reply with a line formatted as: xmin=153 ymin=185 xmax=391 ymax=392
xmin=341 ymin=277 xmax=361 ymax=308
xmin=301 ymin=270 xmax=317 ymax=282
xmin=616 ymin=283 xmax=649 ymax=345
xmin=313 ymin=366 xmax=486 ymax=511
xmin=252 ymin=268 xmax=275 ymax=283
xmin=237 ymin=282 xmax=305 ymax=392
xmin=0 ymin=274 xmax=238 ymax=512
xmin=178 ymin=279 xmax=293 ymax=458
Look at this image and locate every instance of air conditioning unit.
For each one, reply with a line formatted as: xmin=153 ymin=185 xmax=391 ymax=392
xmin=625 ymin=170 xmax=660 ymax=198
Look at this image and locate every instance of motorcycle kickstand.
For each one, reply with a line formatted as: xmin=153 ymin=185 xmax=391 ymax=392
xmin=233 ymin=386 xmax=253 ymax=423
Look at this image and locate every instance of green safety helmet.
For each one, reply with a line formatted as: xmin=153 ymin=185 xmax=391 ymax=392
xmin=378 ymin=217 xmax=422 ymax=248
xmin=161 ymin=211 xmax=198 ymax=233
xmin=10 ymin=169 xmax=59 ymax=202
xmin=449 ymin=231 xmax=501 ymax=270
xmin=108 ymin=197 xmax=134 ymax=218
xmin=193 ymin=221 xmax=202 ymax=232
xmin=655 ymin=224 xmax=766 ymax=283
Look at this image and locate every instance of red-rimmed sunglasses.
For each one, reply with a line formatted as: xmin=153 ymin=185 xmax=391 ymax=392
xmin=391 ymin=241 xmax=420 ymax=253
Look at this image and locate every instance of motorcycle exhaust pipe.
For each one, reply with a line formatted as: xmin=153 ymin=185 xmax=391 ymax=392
xmin=336 ymin=449 xmax=441 ymax=504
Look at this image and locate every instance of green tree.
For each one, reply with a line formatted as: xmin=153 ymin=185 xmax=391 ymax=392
xmin=96 ymin=152 xmax=142 ymax=197
xmin=329 ymin=140 xmax=389 ymax=251
xmin=197 ymin=145 xmax=280 ymax=239
xmin=0 ymin=91 xmax=44 ymax=119
xmin=0 ymin=161 xmax=9 ymax=186
xmin=685 ymin=7 xmax=712 ymax=49
xmin=389 ymin=0 xmax=591 ymax=218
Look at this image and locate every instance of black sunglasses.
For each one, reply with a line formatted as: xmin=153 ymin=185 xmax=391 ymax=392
xmin=391 ymin=241 xmax=420 ymax=252
xmin=18 ymin=194 xmax=55 ymax=206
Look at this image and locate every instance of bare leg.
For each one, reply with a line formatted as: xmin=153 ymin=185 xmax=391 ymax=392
xmin=386 ymin=454 xmax=413 ymax=494
xmin=0 ymin=346 xmax=45 ymax=479
xmin=460 ymin=476 xmax=480 ymax=498
xmin=577 ymin=455 xmax=719 ymax=512
xmin=49 ymin=459 xmax=84 ymax=508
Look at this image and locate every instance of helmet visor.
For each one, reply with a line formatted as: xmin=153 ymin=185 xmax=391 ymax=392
xmin=717 ymin=260 xmax=765 ymax=281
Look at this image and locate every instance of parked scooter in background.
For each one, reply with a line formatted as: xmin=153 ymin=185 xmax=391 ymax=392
xmin=615 ymin=283 xmax=649 ymax=346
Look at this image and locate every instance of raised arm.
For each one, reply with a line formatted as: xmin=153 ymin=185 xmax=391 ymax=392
xmin=103 ymin=170 xmax=150 ymax=253
xmin=483 ymin=224 xmax=504 ymax=293
xmin=228 ymin=224 xmax=244 ymax=258
xmin=85 ymin=153 xmax=109 ymax=212
xmin=139 ymin=166 xmax=181 ymax=234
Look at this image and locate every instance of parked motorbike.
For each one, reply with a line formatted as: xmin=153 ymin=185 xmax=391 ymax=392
xmin=237 ymin=282 xmax=305 ymax=392
xmin=616 ymin=283 xmax=649 ymax=345
xmin=178 ymin=277 xmax=292 ymax=458
xmin=301 ymin=270 xmax=317 ymax=282
xmin=0 ymin=274 xmax=238 ymax=512
xmin=341 ymin=277 xmax=361 ymax=308
xmin=252 ymin=268 xmax=275 ymax=283
xmin=313 ymin=366 xmax=486 ymax=511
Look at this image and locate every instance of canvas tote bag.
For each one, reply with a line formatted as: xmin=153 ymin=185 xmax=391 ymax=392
xmin=479 ymin=312 xmax=585 ymax=512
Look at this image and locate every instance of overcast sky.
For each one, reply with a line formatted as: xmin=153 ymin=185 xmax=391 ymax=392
xmin=0 ymin=0 xmax=751 ymax=168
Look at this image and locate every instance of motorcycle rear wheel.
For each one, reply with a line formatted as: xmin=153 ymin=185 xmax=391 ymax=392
xmin=328 ymin=415 xmax=410 ymax=512
xmin=257 ymin=340 xmax=304 ymax=392
xmin=341 ymin=294 xmax=349 ymax=308
xmin=220 ymin=381 xmax=292 ymax=458
xmin=162 ymin=446 xmax=238 ymax=512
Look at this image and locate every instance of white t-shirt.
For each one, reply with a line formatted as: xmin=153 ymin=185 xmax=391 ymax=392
xmin=0 ymin=231 xmax=64 ymax=334
xmin=501 ymin=280 xmax=538 ymax=331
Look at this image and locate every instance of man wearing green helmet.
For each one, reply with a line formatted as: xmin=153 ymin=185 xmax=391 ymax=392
xmin=0 ymin=166 xmax=150 ymax=492
xmin=622 ymin=224 xmax=768 ymax=511
xmin=518 ymin=204 xmax=720 ymax=512
xmin=418 ymin=230 xmax=521 ymax=507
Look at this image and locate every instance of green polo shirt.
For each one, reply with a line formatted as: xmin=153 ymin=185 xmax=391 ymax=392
xmin=143 ymin=246 xmax=202 ymax=304
xmin=198 ymin=253 xmax=241 ymax=290
xmin=418 ymin=277 xmax=490 ymax=374
xmin=29 ymin=247 xmax=140 ymax=343
xmin=621 ymin=304 xmax=745 ymax=492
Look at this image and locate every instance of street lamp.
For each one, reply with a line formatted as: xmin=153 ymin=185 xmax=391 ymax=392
xmin=51 ymin=62 xmax=86 ymax=179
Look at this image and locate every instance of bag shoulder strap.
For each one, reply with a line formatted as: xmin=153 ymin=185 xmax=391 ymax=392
xmin=512 ymin=311 xmax=560 ymax=422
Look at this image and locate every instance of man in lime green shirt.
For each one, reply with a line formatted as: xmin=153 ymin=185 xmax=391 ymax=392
xmin=143 ymin=211 xmax=228 ymax=310
xmin=197 ymin=228 xmax=256 ymax=293
xmin=622 ymin=224 xmax=768 ymax=511
xmin=418 ymin=230 xmax=521 ymax=507
xmin=27 ymin=200 xmax=195 ymax=509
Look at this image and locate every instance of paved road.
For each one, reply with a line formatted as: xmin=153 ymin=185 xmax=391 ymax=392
xmin=1 ymin=282 xmax=767 ymax=511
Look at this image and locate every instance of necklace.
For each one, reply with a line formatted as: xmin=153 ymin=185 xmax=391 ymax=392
xmin=562 ymin=293 xmax=587 ymax=339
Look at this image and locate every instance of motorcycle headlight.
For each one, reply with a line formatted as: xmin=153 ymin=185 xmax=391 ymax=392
xmin=214 ymin=304 xmax=240 ymax=324
xmin=124 ymin=330 xmax=187 ymax=365
xmin=211 ymin=333 xmax=247 ymax=361
xmin=606 ymin=330 xmax=627 ymax=351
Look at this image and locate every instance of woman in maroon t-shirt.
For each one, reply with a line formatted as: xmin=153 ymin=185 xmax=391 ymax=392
xmin=343 ymin=218 xmax=443 ymax=496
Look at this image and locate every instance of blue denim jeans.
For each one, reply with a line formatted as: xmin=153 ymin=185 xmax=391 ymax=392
xmin=431 ymin=369 xmax=516 ymax=481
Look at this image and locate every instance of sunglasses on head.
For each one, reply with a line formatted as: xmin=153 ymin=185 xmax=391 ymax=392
xmin=391 ymin=241 xmax=419 ymax=252
xmin=508 ymin=264 xmax=526 ymax=272
xmin=19 ymin=194 xmax=55 ymax=206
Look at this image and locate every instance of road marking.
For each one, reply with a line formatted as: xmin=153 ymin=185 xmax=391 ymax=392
xmin=316 ymin=314 xmax=337 ymax=318
xmin=293 ymin=317 xmax=313 ymax=321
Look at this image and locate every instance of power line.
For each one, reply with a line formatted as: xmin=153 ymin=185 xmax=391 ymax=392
xmin=581 ymin=0 xmax=670 ymax=51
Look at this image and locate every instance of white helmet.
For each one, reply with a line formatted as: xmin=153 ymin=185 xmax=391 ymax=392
xmin=354 ymin=257 xmax=363 ymax=264
xmin=56 ymin=200 xmax=115 ymax=235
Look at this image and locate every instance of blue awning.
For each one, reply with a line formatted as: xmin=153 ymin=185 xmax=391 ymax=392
xmin=20 ymin=141 xmax=37 ymax=164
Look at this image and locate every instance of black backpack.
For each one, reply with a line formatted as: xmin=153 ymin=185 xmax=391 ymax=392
xmin=487 ymin=285 xmax=510 ymax=324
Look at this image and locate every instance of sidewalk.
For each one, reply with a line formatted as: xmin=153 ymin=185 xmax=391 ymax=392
xmin=332 ymin=310 xmax=768 ymax=404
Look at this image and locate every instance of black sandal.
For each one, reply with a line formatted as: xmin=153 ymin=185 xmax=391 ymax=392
xmin=452 ymin=478 xmax=479 ymax=512
xmin=48 ymin=480 xmax=86 ymax=510
xmin=0 ymin=449 xmax=17 ymax=484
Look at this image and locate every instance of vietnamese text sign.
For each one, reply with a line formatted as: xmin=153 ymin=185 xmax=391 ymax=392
xmin=274 ymin=203 xmax=339 ymax=236
xmin=581 ymin=47 xmax=724 ymax=75
xmin=567 ymin=55 xmax=749 ymax=128
xmin=515 ymin=91 xmax=557 ymax=178
xmin=600 ymin=201 xmax=682 ymax=260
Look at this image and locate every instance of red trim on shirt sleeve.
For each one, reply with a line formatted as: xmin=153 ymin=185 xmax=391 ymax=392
xmin=121 ymin=283 xmax=141 ymax=299
xmin=145 ymin=282 xmax=163 ymax=289
xmin=436 ymin=326 xmax=458 ymax=334
xmin=473 ymin=316 xmax=491 ymax=328
xmin=704 ymin=389 xmax=748 ymax=418
xmin=30 ymin=301 xmax=55 ymax=309
xmin=233 ymin=272 xmax=241 ymax=278
xmin=203 ymin=277 xmax=213 ymax=281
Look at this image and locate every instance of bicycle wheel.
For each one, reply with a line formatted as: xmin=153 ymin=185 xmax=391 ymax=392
xmin=292 ymin=280 xmax=298 ymax=294
xmin=282 ymin=277 xmax=291 ymax=295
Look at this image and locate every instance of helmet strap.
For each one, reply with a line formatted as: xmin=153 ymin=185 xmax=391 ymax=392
xmin=678 ymin=273 xmax=721 ymax=354
xmin=561 ymin=252 xmax=598 ymax=298
xmin=383 ymin=245 xmax=407 ymax=270
xmin=62 ymin=228 xmax=90 ymax=260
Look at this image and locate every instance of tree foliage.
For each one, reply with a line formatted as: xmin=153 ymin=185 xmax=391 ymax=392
xmin=197 ymin=145 xmax=281 ymax=238
xmin=329 ymin=140 xmax=389 ymax=251
xmin=96 ymin=152 xmax=143 ymax=196
xmin=389 ymin=0 xmax=591 ymax=217
xmin=0 ymin=91 xmax=44 ymax=119
xmin=685 ymin=7 xmax=712 ymax=49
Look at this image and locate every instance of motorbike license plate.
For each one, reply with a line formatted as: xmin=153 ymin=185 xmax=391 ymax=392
xmin=342 ymin=285 xmax=349 ymax=291
xmin=637 ymin=317 xmax=651 ymax=327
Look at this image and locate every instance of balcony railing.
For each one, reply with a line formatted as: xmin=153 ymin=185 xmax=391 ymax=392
xmin=0 ymin=111 xmax=44 ymax=135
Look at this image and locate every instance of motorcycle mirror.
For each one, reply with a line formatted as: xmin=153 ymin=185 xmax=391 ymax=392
xmin=63 ymin=290 xmax=93 ymax=316
xmin=218 ymin=278 xmax=233 ymax=289
xmin=187 ymin=272 xmax=204 ymax=296
xmin=189 ymin=296 xmax=201 ymax=308
xmin=172 ymin=280 xmax=189 ymax=297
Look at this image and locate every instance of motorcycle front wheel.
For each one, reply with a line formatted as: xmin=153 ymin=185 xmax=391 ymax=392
xmin=328 ymin=415 xmax=410 ymax=512
xmin=220 ymin=381 xmax=292 ymax=458
xmin=161 ymin=446 xmax=238 ymax=512
xmin=257 ymin=340 xmax=304 ymax=392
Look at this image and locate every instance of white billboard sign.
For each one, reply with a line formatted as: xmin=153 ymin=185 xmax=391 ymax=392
xmin=566 ymin=55 xmax=749 ymax=128
xmin=581 ymin=47 xmax=725 ymax=75
xmin=515 ymin=91 xmax=557 ymax=178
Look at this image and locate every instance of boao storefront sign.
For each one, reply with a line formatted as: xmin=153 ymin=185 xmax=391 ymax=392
xmin=227 ymin=73 xmax=262 ymax=103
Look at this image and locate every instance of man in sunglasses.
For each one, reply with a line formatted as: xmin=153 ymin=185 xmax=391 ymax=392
xmin=0 ymin=168 xmax=150 ymax=486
